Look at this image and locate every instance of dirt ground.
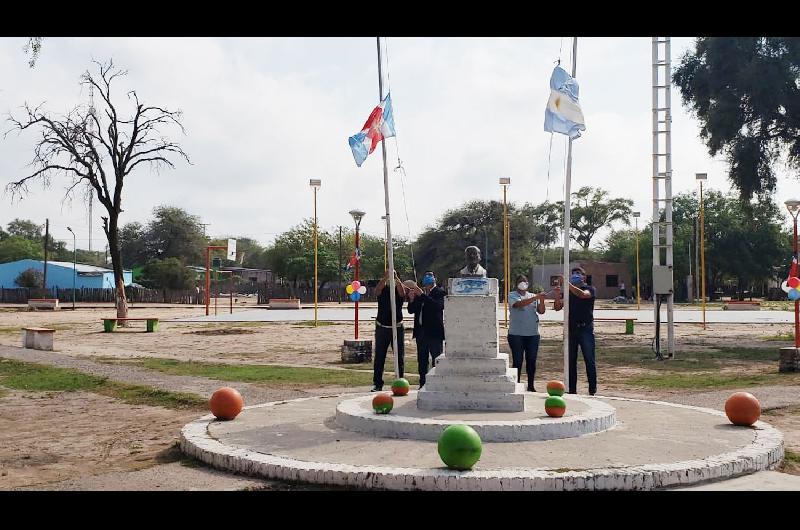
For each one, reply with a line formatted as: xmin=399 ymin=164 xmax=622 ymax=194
xmin=1 ymin=302 xmax=798 ymax=490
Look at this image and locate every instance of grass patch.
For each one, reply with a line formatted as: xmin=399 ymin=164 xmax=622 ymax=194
xmin=624 ymin=372 xmax=789 ymax=390
xmin=129 ymin=358 xmax=417 ymax=386
xmin=0 ymin=358 xmax=205 ymax=410
xmin=785 ymin=450 xmax=800 ymax=464
xmin=0 ymin=324 xmax=73 ymax=334
xmin=293 ymin=321 xmax=337 ymax=327
xmin=588 ymin=346 xmax=780 ymax=371
xmin=764 ymin=334 xmax=795 ymax=342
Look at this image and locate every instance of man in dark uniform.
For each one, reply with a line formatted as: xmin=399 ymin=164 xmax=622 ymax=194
xmin=407 ymin=271 xmax=445 ymax=388
xmin=554 ymin=266 xmax=597 ymax=395
xmin=372 ymin=268 xmax=407 ymax=392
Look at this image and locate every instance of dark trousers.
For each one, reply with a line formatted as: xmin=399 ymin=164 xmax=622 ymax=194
xmin=620 ymin=289 xmax=627 ymax=298
xmin=507 ymin=334 xmax=540 ymax=390
xmin=373 ymin=324 xmax=405 ymax=389
xmin=568 ymin=323 xmax=597 ymax=394
xmin=416 ymin=336 xmax=443 ymax=387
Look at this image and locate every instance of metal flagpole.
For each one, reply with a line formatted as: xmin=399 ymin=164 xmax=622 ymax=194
xmin=563 ymin=37 xmax=577 ymax=386
xmin=377 ymin=36 xmax=400 ymax=379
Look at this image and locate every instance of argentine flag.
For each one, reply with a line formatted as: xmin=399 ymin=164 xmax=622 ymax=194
xmin=544 ymin=66 xmax=586 ymax=139
xmin=348 ymin=93 xmax=396 ymax=167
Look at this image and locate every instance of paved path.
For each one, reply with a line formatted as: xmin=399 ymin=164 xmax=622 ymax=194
xmin=674 ymin=470 xmax=800 ymax=490
xmin=174 ymin=307 xmax=799 ymax=324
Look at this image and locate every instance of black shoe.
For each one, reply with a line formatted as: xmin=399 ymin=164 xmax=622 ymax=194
xmin=527 ymin=386 xmax=536 ymax=392
xmin=370 ymin=386 xmax=383 ymax=392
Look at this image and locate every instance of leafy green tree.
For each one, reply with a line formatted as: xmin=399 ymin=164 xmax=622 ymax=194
xmin=14 ymin=267 xmax=44 ymax=288
xmin=0 ymin=236 xmax=43 ymax=264
xmin=119 ymin=222 xmax=149 ymax=268
xmin=145 ymin=206 xmax=206 ymax=266
xmin=557 ymin=187 xmax=633 ymax=250
xmin=674 ymin=37 xmax=800 ymax=200
xmin=140 ymin=258 xmax=195 ymax=290
xmin=6 ymin=219 xmax=42 ymax=240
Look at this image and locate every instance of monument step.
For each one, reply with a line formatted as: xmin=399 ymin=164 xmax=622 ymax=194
xmin=443 ymin=349 xmax=502 ymax=359
xmin=422 ymin=375 xmax=520 ymax=393
xmin=416 ymin=388 xmax=526 ymax=412
xmin=433 ymin=355 xmax=510 ymax=376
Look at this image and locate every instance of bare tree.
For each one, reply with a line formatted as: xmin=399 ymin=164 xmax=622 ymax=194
xmin=5 ymin=60 xmax=190 ymax=319
xmin=23 ymin=38 xmax=43 ymax=68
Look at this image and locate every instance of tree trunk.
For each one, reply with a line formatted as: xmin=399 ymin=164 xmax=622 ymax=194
xmin=107 ymin=214 xmax=129 ymax=323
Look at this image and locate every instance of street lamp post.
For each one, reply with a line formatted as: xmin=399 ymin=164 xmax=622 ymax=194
xmin=632 ymin=212 xmax=641 ymax=310
xmin=785 ymin=199 xmax=800 ymax=348
xmin=499 ymin=177 xmax=511 ymax=327
xmin=66 ymin=226 xmax=76 ymax=310
xmin=349 ymin=209 xmax=365 ymax=340
xmin=696 ymin=173 xmax=707 ymax=330
xmin=310 ymin=179 xmax=322 ymax=327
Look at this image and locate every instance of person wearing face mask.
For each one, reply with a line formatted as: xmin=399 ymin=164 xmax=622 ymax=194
xmin=553 ymin=266 xmax=597 ymax=396
xmin=407 ymin=271 xmax=446 ymax=388
xmin=507 ymin=274 xmax=547 ymax=392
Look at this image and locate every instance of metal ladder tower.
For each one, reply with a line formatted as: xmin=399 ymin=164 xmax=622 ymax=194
xmin=652 ymin=37 xmax=675 ymax=358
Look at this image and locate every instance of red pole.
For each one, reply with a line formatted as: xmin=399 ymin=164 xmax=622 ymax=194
xmin=794 ymin=217 xmax=799 ymax=348
xmin=205 ymin=247 xmax=210 ymax=316
xmin=355 ymin=227 xmax=360 ymax=340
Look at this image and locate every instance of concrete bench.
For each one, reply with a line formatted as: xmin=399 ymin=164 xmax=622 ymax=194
xmin=594 ymin=317 xmax=638 ymax=335
xmin=21 ymin=327 xmax=55 ymax=350
xmin=268 ymin=298 xmax=301 ymax=310
xmin=724 ymin=301 xmax=761 ymax=311
xmin=28 ymin=298 xmax=60 ymax=311
xmin=102 ymin=318 xmax=159 ymax=332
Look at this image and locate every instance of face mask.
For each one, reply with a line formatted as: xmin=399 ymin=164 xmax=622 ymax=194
xmin=517 ymin=282 xmax=528 ymax=291
xmin=570 ymin=274 xmax=583 ymax=284
xmin=422 ymin=275 xmax=435 ymax=286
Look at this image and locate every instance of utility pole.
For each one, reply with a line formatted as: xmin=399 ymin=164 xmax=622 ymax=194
xmin=338 ymin=226 xmax=343 ymax=304
xmin=88 ymin=194 xmax=93 ymax=252
xmin=43 ymin=218 xmax=49 ymax=290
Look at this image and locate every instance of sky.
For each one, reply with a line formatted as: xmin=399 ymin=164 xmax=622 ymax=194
xmin=0 ymin=37 xmax=797 ymax=253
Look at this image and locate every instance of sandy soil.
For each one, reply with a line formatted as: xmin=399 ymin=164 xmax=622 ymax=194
xmin=1 ymin=302 xmax=798 ymax=489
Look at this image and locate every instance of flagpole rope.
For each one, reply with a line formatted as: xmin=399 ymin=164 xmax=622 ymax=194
xmin=384 ymin=37 xmax=419 ymax=283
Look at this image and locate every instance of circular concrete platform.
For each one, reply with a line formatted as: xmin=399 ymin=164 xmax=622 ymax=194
xmin=334 ymin=391 xmax=616 ymax=442
xmin=180 ymin=393 xmax=784 ymax=491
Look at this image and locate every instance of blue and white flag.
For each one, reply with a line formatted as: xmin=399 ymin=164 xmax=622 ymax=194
xmin=348 ymin=93 xmax=396 ymax=167
xmin=544 ymin=66 xmax=586 ymax=139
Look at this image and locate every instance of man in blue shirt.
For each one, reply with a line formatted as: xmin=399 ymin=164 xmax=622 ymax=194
xmin=507 ymin=274 xmax=547 ymax=392
xmin=553 ymin=266 xmax=597 ymax=395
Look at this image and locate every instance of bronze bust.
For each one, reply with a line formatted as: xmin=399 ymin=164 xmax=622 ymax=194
xmin=459 ymin=246 xmax=487 ymax=278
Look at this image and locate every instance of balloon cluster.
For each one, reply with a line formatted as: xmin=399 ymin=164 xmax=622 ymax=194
xmin=346 ymin=280 xmax=367 ymax=302
xmin=781 ymin=276 xmax=800 ymax=301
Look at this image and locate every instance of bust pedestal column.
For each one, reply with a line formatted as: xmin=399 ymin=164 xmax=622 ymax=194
xmin=417 ymin=277 xmax=525 ymax=412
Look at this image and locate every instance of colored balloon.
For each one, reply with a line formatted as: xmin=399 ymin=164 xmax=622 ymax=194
xmin=350 ymin=292 xmax=360 ymax=302
xmin=346 ymin=285 xmax=354 ymax=294
xmin=438 ymin=425 xmax=482 ymax=470
xmin=725 ymin=392 xmax=761 ymax=426
xmin=789 ymin=289 xmax=800 ymax=301
xmin=358 ymin=286 xmax=367 ymax=295
xmin=352 ymin=281 xmax=361 ymax=290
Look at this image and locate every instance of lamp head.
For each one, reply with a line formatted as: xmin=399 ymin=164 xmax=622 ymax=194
xmin=67 ymin=226 xmax=74 ymax=234
xmin=695 ymin=173 xmax=708 ymax=181
xmin=632 ymin=212 xmax=640 ymax=218
xmin=349 ymin=209 xmax=365 ymax=227
xmin=309 ymin=178 xmax=321 ymax=188
xmin=785 ymin=199 xmax=800 ymax=214
xmin=499 ymin=177 xmax=511 ymax=185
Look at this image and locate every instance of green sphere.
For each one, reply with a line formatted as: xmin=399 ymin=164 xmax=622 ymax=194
xmin=437 ymin=424 xmax=482 ymax=470
xmin=391 ymin=378 xmax=410 ymax=396
xmin=545 ymin=396 xmax=567 ymax=408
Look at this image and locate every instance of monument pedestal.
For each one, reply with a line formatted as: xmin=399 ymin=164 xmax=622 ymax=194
xmin=417 ymin=278 xmax=525 ymax=412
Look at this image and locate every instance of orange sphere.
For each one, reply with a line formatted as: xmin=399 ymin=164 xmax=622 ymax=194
xmin=724 ymin=392 xmax=760 ymax=426
xmin=209 ymin=387 xmax=244 ymax=420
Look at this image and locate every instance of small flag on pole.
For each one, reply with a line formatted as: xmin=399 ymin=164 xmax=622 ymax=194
xmin=348 ymin=93 xmax=396 ymax=167
xmin=345 ymin=248 xmax=362 ymax=272
xmin=544 ymin=65 xmax=586 ymax=139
